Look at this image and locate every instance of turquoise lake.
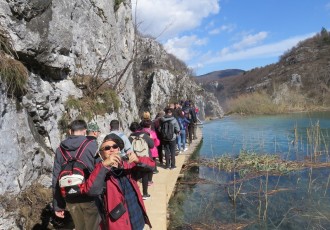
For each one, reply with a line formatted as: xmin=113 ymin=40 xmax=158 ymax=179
xmin=169 ymin=111 xmax=330 ymax=230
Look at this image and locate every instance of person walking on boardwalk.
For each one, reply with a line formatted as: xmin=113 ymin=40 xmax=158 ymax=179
xmin=129 ymin=122 xmax=155 ymax=200
xmin=176 ymin=109 xmax=190 ymax=153
xmin=159 ymin=108 xmax=180 ymax=169
xmin=83 ymin=134 xmax=154 ymax=230
xmin=153 ymin=111 xmax=165 ymax=165
xmin=52 ymin=119 xmax=100 ymax=230
xmin=182 ymin=101 xmax=197 ymax=144
xmin=141 ymin=119 xmax=160 ymax=176
xmin=109 ymin=119 xmax=133 ymax=154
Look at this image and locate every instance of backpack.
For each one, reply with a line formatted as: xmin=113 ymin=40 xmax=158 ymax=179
xmin=159 ymin=119 xmax=174 ymax=141
xmin=132 ymin=134 xmax=149 ymax=157
xmin=58 ymin=139 xmax=92 ymax=198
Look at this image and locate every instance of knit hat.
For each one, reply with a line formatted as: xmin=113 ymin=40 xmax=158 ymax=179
xmin=102 ymin=133 xmax=124 ymax=150
xmin=87 ymin=123 xmax=100 ymax=132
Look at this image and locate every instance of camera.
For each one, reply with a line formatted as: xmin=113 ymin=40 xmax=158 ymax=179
xmin=120 ymin=153 xmax=129 ymax=161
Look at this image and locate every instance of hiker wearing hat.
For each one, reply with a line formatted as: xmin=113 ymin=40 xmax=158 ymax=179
xmin=83 ymin=133 xmax=154 ymax=230
xmin=87 ymin=122 xmax=101 ymax=141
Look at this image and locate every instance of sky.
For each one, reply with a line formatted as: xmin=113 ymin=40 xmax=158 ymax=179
xmin=132 ymin=0 xmax=330 ymax=76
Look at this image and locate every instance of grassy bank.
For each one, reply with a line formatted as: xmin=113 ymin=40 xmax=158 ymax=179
xmin=225 ymin=91 xmax=330 ymax=115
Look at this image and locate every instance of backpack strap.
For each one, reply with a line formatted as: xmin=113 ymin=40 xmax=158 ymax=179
xmin=58 ymin=139 xmax=92 ymax=161
xmin=75 ymin=139 xmax=93 ymax=160
xmin=59 ymin=146 xmax=72 ymax=162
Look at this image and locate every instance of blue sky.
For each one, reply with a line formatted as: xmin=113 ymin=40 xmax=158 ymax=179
xmin=132 ymin=0 xmax=330 ymax=76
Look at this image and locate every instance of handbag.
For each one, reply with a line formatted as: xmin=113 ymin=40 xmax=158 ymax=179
xmin=109 ymin=202 xmax=126 ymax=221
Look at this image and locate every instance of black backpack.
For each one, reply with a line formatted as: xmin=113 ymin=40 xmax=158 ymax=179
xmin=58 ymin=139 xmax=92 ymax=198
xmin=183 ymin=107 xmax=192 ymax=120
xmin=159 ymin=120 xmax=174 ymax=141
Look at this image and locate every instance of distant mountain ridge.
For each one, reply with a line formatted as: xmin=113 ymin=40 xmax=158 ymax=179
xmin=196 ymin=28 xmax=330 ymax=112
xmin=195 ymin=69 xmax=244 ymax=83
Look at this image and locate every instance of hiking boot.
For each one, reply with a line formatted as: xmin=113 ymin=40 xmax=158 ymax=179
xmin=143 ymin=194 xmax=151 ymax=200
xmin=153 ymin=169 xmax=159 ymax=174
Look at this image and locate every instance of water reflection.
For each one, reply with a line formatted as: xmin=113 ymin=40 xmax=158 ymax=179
xmin=201 ymin=112 xmax=330 ymax=161
xmin=170 ymin=166 xmax=330 ymax=229
xmin=169 ymin=112 xmax=330 ymax=230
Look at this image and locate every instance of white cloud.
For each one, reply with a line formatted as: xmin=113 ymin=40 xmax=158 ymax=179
xmin=132 ymin=0 xmax=220 ymax=39
xmin=326 ymin=2 xmax=330 ymax=10
xmin=205 ymin=33 xmax=315 ymax=64
xmin=209 ymin=24 xmax=235 ymax=35
xmin=232 ymin=32 xmax=268 ymax=50
xmin=164 ymin=35 xmax=208 ymax=61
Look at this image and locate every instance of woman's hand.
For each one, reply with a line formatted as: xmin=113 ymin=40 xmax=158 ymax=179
xmin=102 ymin=154 xmax=121 ymax=168
xmin=128 ymin=152 xmax=139 ymax=163
xmin=55 ymin=210 xmax=65 ymax=218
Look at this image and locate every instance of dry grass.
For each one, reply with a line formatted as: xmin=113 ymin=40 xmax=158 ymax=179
xmin=0 ymin=26 xmax=13 ymax=55
xmin=0 ymin=52 xmax=29 ymax=97
xmin=193 ymin=151 xmax=330 ymax=179
xmin=0 ymin=183 xmax=53 ymax=229
xmin=226 ymin=91 xmax=284 ymax=115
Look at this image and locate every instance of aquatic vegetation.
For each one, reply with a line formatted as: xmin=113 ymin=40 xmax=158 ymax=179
xmin=190 ymin=151 xmax=330 ymax=179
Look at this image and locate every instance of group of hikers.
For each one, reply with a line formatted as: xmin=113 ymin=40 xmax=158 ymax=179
xmin=52 ymin=100 xmax=199 ymax=230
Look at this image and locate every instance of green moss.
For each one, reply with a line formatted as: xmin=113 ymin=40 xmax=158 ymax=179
xmin=64 ymin=89 xmax=121 ymax=123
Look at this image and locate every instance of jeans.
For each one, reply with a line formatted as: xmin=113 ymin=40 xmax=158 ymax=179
xmin=176 ymin=129 xmax=186 ymax=151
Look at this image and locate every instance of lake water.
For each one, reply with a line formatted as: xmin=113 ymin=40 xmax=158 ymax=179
xmin=169 ymin=112 xmax=330 ymax=230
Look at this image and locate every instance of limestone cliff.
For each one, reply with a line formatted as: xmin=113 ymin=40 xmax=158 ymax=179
xmin=0 ymin=0 xmax=223 ymax=228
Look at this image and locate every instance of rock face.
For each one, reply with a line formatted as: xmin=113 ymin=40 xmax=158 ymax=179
xmin=134 ymin=37 xmax=223 ymax=119
xmin=0 ymin=0 xmax=223 ymax=228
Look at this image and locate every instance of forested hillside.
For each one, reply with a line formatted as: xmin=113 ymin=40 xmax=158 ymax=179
xmin=197 ymin=28 xmax=330 ymax=114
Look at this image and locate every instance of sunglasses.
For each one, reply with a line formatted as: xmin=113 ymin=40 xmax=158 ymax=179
xmin=101 ymin=144 xmax=119 ymax=151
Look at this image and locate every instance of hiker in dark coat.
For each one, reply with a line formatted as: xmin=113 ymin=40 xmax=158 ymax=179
xmin=159 ymin=108 xmax=180 ymax=169
xmin=182 ymin=101 xmax=197 ymax=144
xmin=52 ymin=119 xmax=100 ymax=230
xmin=153 ymin=111 xmax=165 ymax=165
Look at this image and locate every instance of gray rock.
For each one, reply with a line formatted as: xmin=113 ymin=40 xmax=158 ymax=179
xmin=0 ymin=0 xmax=223 ymax=227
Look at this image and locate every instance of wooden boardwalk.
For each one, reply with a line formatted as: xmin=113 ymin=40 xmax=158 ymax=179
xmin=141 ymin=128 xmax=202 ymax=230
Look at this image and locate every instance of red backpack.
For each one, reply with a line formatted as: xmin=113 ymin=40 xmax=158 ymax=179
xmin=58 ymin=139 xmax=92 ymax=198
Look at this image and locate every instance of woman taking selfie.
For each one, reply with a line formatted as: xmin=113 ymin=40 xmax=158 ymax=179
xmin=83 ymin=133 xmax=154 ymax=230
